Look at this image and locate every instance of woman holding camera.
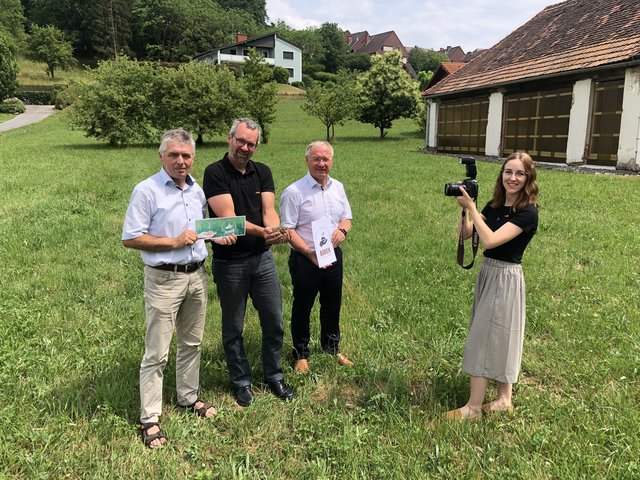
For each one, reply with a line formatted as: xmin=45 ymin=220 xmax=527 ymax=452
xmin=446 ymin=152 xmax=538 ymax=420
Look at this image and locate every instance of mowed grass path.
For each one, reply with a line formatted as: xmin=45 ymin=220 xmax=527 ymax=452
xmin=0 ymin=99 xmax=639 ymax=478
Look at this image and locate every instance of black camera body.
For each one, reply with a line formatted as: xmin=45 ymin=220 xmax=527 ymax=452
xmin=444 ymin=156 xmax=478 ymax=199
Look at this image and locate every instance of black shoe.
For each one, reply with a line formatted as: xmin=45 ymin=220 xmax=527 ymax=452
xmin=267 ymin=379 xmax=295 ymax=401
xmin=234 ymin=385 xmax=254 ymax=407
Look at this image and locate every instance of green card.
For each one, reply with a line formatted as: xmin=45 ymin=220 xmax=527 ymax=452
xmin=196 ymin=216 xmax=246 ymax=239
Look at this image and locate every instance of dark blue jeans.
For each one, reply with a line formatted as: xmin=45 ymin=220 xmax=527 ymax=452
xmin=288 ymin=247 xmax=343 ymax=360
xmin=213 ymin=250 xmax=284 ymax=387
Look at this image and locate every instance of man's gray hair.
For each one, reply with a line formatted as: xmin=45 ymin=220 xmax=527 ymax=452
xmin=159 ymin=128 xmax=196 ymax=155
xmin=305 ymin=141 xmax=334 ymax=159
xmin=230 ymin=118 xmax=261 ymax=144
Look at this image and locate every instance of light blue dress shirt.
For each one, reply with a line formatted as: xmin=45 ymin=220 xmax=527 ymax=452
xmin=280 ymin=172 xmax=352 ymax=249
xmin=122 ymin=168 xmax=208 ymax=266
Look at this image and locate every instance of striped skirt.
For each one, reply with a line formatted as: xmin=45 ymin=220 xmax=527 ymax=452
xmin=462 ymin=257 xmax=526 ymax=384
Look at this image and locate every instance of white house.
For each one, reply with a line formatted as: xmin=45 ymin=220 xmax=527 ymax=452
xmin=195 ymin=33 xmax=302 ymax=84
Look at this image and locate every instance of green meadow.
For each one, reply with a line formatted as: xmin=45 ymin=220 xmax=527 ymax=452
xmin=0 ymin=99 xmax=638 ymax=478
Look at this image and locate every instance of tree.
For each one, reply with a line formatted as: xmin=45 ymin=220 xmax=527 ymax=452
xmin=302 ymin=70 xmax=359 ymax=142
xmin=317 ymin=22 xmax=349 ymax=73
xmin=131 ymin=0 xmax=257 ymax=61
xmin=241 ymin=48 xmax=277 ymax=143
xmin=0 ymin=0 xmax=26 ymax=52
xmin=217 ymin=0 xmax=266 ymax=25
xmin=407 ymin=47 xmax=449 ymax=75
xmin=25 ymin=25 xmax=76 ymax=79
xmin=70 ymin=57 xmax=161 ymax=145
xmin=86 ymin=0 xmax=134 ymax=59
xmin=344 ymin=52 xmax=371 ymax=72
xmin=272 ymin=66 xmax=289 ymax=84
xmin=270 ymin=23 xmax=325 ymax=76
xmin=357 ymin=51 xmax=421 ymax=139
xmin=157 ymin=62 xmax=248 ymax=145
xmin=0 ymin=33 xmax=18 ymax=100
xmin=417 ymin=70 xmax=434 ymax=91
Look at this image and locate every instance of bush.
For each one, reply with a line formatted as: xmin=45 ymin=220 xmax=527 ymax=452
xmin=290 ymin=81 xmax=305 ymax=89
xmin=312 ymin=71 xmax=338 ymax=83
xmin=55 ymin=82 xmax=85 ymax=110
xmin=0 ymin=97 xmax=25 ymax=114
xmin=15 ymin=85 xmax=66 ymax=105
xmin=272 ymin=66 xmax=290 ymax=84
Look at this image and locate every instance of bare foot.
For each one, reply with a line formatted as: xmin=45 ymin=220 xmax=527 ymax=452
xmin=193 ymin=400 xmax=217 ymax=418
xmin=482 ymin=401 xmax=514 ymax=413
xmin=445 ymin=405 xmax=482 ymax=421
xmin=141 ymin=423 xmax=167 ymax=449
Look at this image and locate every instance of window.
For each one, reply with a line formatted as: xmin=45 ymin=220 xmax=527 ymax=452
xmin=437 ymin=96 xmax=489 ymax=155
xmin=283 ymin=51 xmax=294 ymax=60
xmin=287 ymin=68 xmax=294 ymax=78
xmin=243 ymin=49 xmax=249 ymax=56
xmin=503 ymin=86 xmax=572 ymax=162
xmin=588 ymin=79 xmax=623 ymax=166
xmin=229 ymin=48 xmax=236 ymax=55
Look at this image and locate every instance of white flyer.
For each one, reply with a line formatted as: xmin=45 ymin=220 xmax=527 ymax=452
xmin=311 ymin=217 xmax=337 ymax=268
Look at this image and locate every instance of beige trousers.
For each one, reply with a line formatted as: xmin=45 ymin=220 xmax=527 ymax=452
xmin=139 ymin=265 xmax=208 ymax=424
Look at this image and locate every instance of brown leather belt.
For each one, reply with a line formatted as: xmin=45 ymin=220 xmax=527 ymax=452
xmin=150 ymin=261 xmax=204 ymax=273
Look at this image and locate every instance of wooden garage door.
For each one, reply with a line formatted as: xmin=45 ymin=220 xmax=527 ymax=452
xmin=437 ymin=96 xmax=489 ymax=155
xmin=588 ymin=79 xmax=623 ymax=166
xmin=503 ymin=87 xmax=572 ymax=162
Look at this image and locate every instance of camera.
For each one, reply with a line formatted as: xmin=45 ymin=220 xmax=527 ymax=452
xmin=444 ymin=156 xmax=478 ymax=199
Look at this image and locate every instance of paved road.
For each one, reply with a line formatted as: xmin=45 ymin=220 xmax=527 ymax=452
xmin=0 ymin=105 xmax=56 ymax=133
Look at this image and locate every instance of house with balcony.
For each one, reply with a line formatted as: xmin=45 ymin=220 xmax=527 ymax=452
xmin=195 ymin=33 xmax=302 ymax=84
xmin=422 ymin=0 xmax=640 ymax=171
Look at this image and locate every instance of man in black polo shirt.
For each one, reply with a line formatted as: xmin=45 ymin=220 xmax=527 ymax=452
xmin=203 ymin=118 xmax=295 ymax=407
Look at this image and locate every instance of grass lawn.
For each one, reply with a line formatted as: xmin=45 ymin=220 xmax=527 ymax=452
xmin=16 ymin=56 xmax=90 ymax=86
xmin=1 ymin=99 xmax=639 ymax=478
xmin=0 ymin=112 xmax=17 ymax=123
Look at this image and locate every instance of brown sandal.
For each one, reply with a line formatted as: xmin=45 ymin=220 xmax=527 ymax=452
xmin=180 ymin=399 xmax=216 ymax=417
xmin=140 ymin=422 xmax=167 ymax=449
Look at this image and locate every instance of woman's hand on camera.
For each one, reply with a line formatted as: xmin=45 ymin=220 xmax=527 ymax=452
xmin=455 ymin=187 xmax=475 ymax=210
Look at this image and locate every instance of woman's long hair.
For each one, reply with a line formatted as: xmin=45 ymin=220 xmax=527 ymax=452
xmin=491 ymin=152 xmax=539 ymax=210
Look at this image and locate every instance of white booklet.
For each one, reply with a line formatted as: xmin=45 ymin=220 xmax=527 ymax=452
xmin=311 ymin=217 xmax=337 ymax=268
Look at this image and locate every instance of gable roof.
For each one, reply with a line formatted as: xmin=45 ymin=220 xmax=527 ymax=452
xmin=194 ymin=32 xmax=300 ymax=59
xmin=424 ymin=62 xmax=467 ymax=90
xmin=345 ymin=30 xmax=370 ymax=52
xmin=424 ymin=0 xmax=640 ymax=97
xmin=346 ymin=30 xmax=409 ymax=58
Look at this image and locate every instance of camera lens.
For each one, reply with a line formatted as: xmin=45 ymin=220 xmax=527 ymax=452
xmin=444 ymin=183 xmax=462 ymax=196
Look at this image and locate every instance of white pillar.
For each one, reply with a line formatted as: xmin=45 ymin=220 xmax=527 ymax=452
xmin=566 ymin=79 xmax=592 ymax=165
xmin=485 ymin=92 xmax=504 ymax=156
xmin=426 ymin=99 xmax=438 ymax=149
xmin=617 ymin=67 xmax=640 ymax=171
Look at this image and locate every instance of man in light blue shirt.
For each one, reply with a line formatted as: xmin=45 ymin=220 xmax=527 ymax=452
xmin=122 ymin=128 xmax=234 ymax=448
xmin=280 ymin=141 xmax=353 ymax=374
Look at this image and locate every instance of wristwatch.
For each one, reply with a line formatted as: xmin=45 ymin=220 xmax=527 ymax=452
xmin=339 ymin=228 xmax=348 ymax=237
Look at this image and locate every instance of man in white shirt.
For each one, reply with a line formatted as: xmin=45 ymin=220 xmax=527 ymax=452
xmin=122 ymin=129 xmax=233 ymax=448
xmin=280 ymin=141 xmax=354 ymax=374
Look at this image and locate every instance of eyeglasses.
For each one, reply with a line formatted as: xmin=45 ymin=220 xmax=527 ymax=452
xmin=502 ymin=169 xmax=527 ymax=179
xmin=310 ymin=156 xmax=332 ymax=164
xmin=233 ymin=136 xmax=258 ymax=150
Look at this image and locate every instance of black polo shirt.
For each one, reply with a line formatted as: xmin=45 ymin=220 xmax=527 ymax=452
xmin=203 ymin=153 xmax=275 ymax=260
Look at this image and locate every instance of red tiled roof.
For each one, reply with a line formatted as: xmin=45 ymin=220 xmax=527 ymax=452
xmin=441 ymin=62 xmax=466 ymax=74
xmin=424 ymin=0 xmax=640 ymax=97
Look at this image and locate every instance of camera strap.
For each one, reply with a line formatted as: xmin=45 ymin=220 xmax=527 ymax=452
xmin=457 ymin=209 xmax=479 ymax=269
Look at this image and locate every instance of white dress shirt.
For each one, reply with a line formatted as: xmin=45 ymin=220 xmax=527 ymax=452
xmin=280 ymin=172 xmax=352 ymax=249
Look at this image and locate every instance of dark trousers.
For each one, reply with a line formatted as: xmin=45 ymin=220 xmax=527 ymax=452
xmin=213 ymin=250 xmax=284 ymax=388
xmin=288 ymin=247 xmax=343 ymax=360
